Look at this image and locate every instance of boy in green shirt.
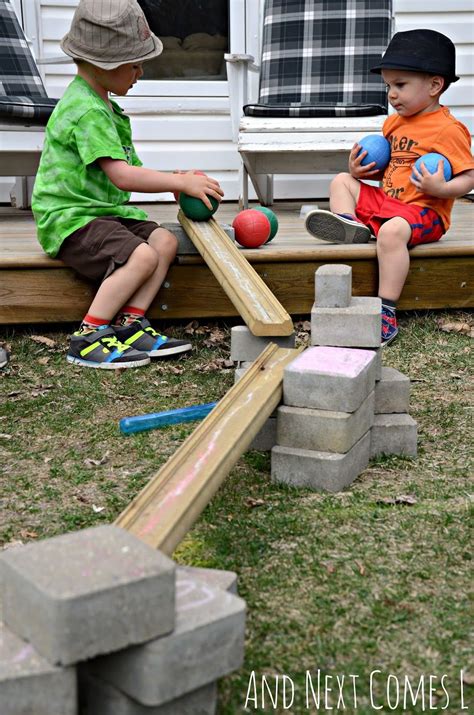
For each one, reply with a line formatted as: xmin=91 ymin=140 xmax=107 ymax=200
xmin=32 ymin=0 xmax=223 ymax=369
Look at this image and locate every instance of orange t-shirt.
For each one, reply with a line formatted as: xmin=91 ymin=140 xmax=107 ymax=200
xmin=381 ymin=106 xmax=474 ymax=231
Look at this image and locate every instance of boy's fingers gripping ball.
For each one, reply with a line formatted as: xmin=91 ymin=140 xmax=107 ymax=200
xmin=412 ymin=152 xmax=452 ymax=182
xmin=179 ymin=193 xmax=219 ymax=221
xmin=232 ymin=209 xmax=271 ymax=248
xmin=254 ymin=206 xmax=279 ymax=242
xmin=356 ymin=135 xmax=391 ymax=171
xmin=173 ymin=170 xmax=205 ymax=203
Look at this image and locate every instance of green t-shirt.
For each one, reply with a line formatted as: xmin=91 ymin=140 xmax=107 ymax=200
xmin=32 ymin=75 xmax=148 ymax=257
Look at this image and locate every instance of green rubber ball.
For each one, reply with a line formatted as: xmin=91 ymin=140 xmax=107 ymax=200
xmin=179 ymin=193 xmax=219 ymax=221
xmin=254 ymin=206 xmax=278 ymax=241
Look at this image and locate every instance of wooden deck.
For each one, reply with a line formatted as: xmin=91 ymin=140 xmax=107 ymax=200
xmin=0 ymin=200 xmax=473 ymax=325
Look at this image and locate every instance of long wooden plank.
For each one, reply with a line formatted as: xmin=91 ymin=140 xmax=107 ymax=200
xmin=116 ymin=343 xmax=302 ymax=554
xmin=178 ymin=210 xmax=294 ymax=336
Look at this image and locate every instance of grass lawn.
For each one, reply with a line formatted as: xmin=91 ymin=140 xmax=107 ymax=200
xmin=0 ymin=310 xmax=472 ymax=714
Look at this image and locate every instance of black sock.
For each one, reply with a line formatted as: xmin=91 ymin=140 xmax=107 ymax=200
xmin=379 ymin=297 xmax=396 ymax=309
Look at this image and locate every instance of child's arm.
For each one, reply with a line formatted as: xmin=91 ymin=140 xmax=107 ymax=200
xmin=97 ymin=159 xmax=223 ymax=209
xmin=411 ymin=164 xmax=474 ymax=199
xmin=348 ymin=143 xmax=384 ymax=182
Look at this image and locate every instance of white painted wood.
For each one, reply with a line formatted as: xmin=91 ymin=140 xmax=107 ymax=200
xmin=1 ymin=0 xmax=472 ymax=205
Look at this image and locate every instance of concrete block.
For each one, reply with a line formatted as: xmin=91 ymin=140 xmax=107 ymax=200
xmin=271 ymin=431 xmax=371 ymax=492
xmin=311 ymin=296 xmax=382 ymax=348
xmin=230 ymin=325 xmax=295 ymax=363
xmin=371 ymin=414 xmax=417 ymax=457
xmin=248 ymin=415 xmax=278 ymax=451
xmin=277 ymin=391 xmax=374 ymax=453
xmin=361 ymin=346 xmax=382 ymax=380
xmin=283 ymin=346 xmax=376 ymax=413
xmin=87 ymin=569 xmax=245 ymax=706
xmin=178 ymin=565 xmax=238 ymax=594
xmin=315 ymin=264 xmax=352 ymax=308
xmin=79 ymin=670 xmax=217 ymax=715
xmin=375 ymin=367 xmax=410 ymax=413
xmin=0 ymin=525 xmax=175 ymax=666
xmin=162 ymin=222 xmax=234 ymax=255
xmin=0 ymin=622 xmax=77 ymax=715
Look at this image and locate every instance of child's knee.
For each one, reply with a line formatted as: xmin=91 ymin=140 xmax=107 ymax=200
xmin=330 ymin=172 xmax=352 ymax=191
xmin=129 ymin=242 xmax=159 ymax=276
xmin=149 ymin=227 xmax=178 ymax=260
xmin=377 ymin=218 xmax=411 ymax=248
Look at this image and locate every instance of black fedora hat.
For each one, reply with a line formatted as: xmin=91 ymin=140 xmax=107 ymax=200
xmin=370 ymin=29 xmax=459 ymax=83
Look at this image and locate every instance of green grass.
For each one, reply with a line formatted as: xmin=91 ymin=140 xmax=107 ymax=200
xmin=0 ymin=311 xmax=472 ymax=714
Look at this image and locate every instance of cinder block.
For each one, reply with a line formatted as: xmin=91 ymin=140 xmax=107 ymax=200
xmin=375 ymin=367 xmax=410 ymax=413
xmin=248 ymin=415 xmax=278 ymax=451
xmin=79 ymin=671 xmax=217 ymax=715
xmin=271 ymin=431 xmax=371 ymax=492
xmin=0 ymin=622 xmax=77 ymax=715
xmin=315 ymin=264 xmax=352 ymax=308
xmin=230 ymin=325 xmax=295 ymax=363
xmin=0 ymin=525 xmax=175 ymax=666
xmin=277 ymin=391 xmax=374 ymax=453
xmin=162 ymin=222 xmax=234 ymax=255
xmin=311 ymin=296 xmax=382 ymax=348
xmin=371 ymin=414 xmax=417 ymax=457
xmin=178 ymin=565 xmax=238 ymax=594
xmin=361 ymin=346 xmax=382 ymax=380
xmin=87 ymin=569 xmax=245 ymax=707
xmin=283 ymin=346 xmax=376 ymax=413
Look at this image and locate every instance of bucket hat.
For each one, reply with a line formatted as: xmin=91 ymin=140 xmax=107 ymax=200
xmin=370 ymin=29 xmax=459 ymax=83
xmin=60 ymin=0 xmax=163 ymax=70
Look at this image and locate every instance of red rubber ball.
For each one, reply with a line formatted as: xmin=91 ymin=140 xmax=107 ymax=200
xmin=232 ymin=209 xmax=271 ymax=248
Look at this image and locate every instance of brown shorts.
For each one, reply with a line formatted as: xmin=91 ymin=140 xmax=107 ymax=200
xmin=57 ymin=217 xmax=160 ymax=281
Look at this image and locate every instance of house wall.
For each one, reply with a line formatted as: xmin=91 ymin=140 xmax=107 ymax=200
xmin=1 ymin=0 xmax=472 ymax=203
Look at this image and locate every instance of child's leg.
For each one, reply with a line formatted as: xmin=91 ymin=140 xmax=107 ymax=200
xmin=376 ymin=217 xmax=411 ymax=301
xmin=329 ymin=172 xmax=362 ymax=215
xmin=82 ymin=227 xmax=179 ymax=320
xmin=376 ymin=217 xmax=412 ymax=346
xmin=305 ymin=173 xmax=371 ymax=243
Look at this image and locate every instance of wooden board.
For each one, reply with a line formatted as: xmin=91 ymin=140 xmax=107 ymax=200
xmin=178 ymin=210 xmax=293 ymax=336
xmin=115 ymin=343 xmax=302 ymax=554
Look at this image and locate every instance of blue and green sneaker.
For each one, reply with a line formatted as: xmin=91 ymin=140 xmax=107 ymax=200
xmin=114 ymin=317 xmax=192 ymax=358
xmin=67 ymin=326 xmax=150 ymax=369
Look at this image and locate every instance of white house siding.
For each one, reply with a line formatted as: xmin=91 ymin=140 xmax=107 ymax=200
xmin=1 ymin=0 xmax=472 ymax=203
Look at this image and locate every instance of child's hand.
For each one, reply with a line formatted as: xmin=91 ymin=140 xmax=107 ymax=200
xmin=178 ymin=170 xmax=224 ymax=210
xmin=410 ymin=160 xmax=448 ymax=197
xmin=348 ymin=143 xmax=381 ymax=180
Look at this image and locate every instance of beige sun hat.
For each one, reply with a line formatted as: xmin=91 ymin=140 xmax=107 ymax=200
xmin=60 ymin=0 xmax=163 ymax=70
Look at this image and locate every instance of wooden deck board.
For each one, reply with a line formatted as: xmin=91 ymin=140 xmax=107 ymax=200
xmin=0 ymin=200 xmax=473 ymax=324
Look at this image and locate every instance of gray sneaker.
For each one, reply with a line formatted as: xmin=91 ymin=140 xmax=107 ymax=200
xmin=0 ymin=346 xmax=8 ymax=369
xmin=67 ymin=326 xmax=150 ymax=369
xmin=305 ymin=209 xmax=371 ymax=244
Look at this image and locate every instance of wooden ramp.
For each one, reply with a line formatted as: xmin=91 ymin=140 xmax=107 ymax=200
xmin=116 ymin=343 xmax=302 ymax=555
xmin=178 ymin=210 xmax=293 ymax=336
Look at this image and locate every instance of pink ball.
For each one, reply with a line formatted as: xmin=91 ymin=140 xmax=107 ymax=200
xmin=232 ymin=209 xmax=271 ymax=248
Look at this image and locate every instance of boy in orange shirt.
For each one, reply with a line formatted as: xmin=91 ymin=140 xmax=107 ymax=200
xmin=305 ymin=30 xmax=474 ymax=345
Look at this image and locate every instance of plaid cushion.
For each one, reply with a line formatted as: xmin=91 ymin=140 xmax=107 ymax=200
xmin=244 ymin=0 xmax=391 ymax=118
xmin=0 ymin=0 xmax=57 ymax=123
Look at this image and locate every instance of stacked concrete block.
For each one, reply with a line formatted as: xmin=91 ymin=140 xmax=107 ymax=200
xmin=272 ymin=346 xmax=376 ymax=491
xmin=270 ymin=264 xmax=418 ymax=489
xmin=0 ymin=622 xmax=77 ymax=715
xmin=84 ymin=566 xmax=246 ymax=710
xmin=312 ymin=265 xmax=381 ymax=348
xmin=0 ymin=527 xmax=245 ymax=714
xmin=371 ymin=366 xmax=417 ymax=457
xmin=0 ymin=525 xmax=176 ymax=666
xmin=231 ymin=326 xmax=295 ymax=451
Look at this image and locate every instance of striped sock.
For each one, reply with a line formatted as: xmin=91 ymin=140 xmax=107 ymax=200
xmin=75 ymin=314 xmax=109 ymax=335
xmin=114 ymin=305 xmax=146 ymax=327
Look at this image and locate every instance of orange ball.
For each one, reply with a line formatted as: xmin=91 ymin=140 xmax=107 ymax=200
xmin=232 ymin=209 xmax=271 ymax=248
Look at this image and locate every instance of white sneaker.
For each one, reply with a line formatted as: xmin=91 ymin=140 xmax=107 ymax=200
xmin=305 ymin=209 xmax=371 ymax=244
